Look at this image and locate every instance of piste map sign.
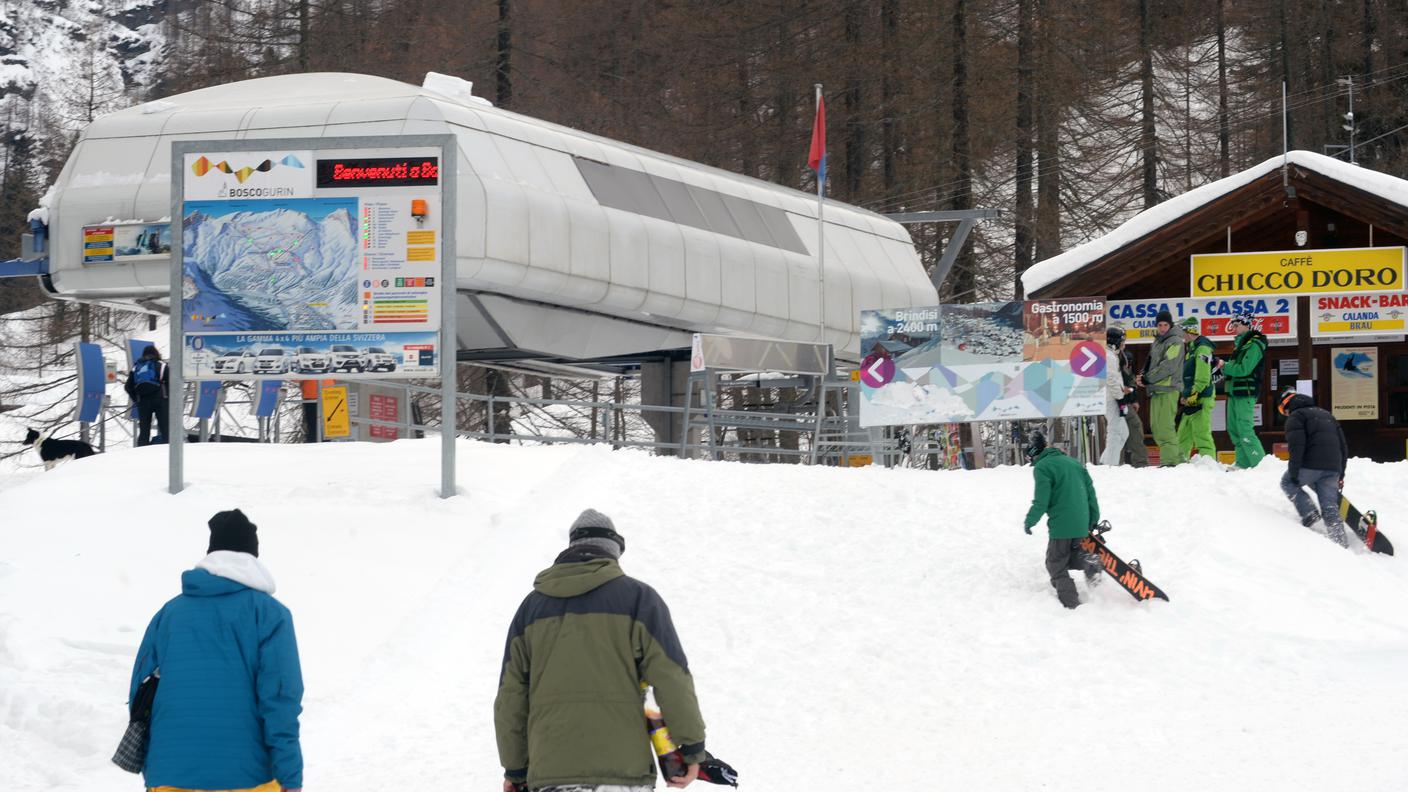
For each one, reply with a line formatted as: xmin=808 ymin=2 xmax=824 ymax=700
xmin=1107 ymin=297 xmax=1297 ymax=343
xmin=1190 ymin=247 xmax=1405 ymax=298
xmin=180 ymin=145 xmax=444 ymax=379
xmin=858 ymin=298 xmax=1108 ymax=427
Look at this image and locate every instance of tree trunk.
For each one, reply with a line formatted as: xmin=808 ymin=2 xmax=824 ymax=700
xmin=946 ymin=0 xmax=973 ymax=301
xmin=1014 ymin=0 xmax=1035 ymax=298
xmin=1217 ymin=0 xmax=1230 ymax=177
xmin=1034 ymin=0 xmax=1061 ymax=262
xmin=497 ymin=0 xmax=512 ymax=108
xmin=881 ymin=0 xmax=898 ymax=192
xmin=1139 ymin=0 xmax=1159 ymax=209
xmin=1278 ymin=0 xmax=1294 ymax=148
xmin=843 ymin=0 xmax=865 ymax=200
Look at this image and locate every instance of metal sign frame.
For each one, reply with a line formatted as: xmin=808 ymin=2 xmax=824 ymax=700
xmin=170 ymin=135 xmax=458 ymax=497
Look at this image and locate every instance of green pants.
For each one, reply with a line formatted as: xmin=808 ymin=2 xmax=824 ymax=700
xmin=1225 ymin=394 xmax=1265 ymax=468
xmin=1177 ymin=401 xmax=1216 ymax=460
xmin=1149 ymin=390 xmax=1182 ymax=466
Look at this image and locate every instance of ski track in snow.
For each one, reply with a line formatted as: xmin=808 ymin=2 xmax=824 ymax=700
xmin=1 ymin=441 xmax=1406 ymax=791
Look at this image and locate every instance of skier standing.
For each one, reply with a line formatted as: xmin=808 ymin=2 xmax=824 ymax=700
xmin=1135 ymin=310 xmax=1186 ymax=466
xmin=1175 ymin=316 xmax=1217 ymax=461
xmin=1278 ymin=390 xmax=1351 ymax=547
xmin=494 ymin=509 xmax=707 ymax=792
xmin=1023 ymin=434 xmax=1103 ymax=609
xmin=1099 ymin=327 xmax=1133 ymax=465
xmin=1218 ymin=312 xmax=1268 ymax=468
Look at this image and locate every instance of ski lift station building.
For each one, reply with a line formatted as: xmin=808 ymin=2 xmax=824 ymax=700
xmin=34 ymin=72 xmax=936 ymax=369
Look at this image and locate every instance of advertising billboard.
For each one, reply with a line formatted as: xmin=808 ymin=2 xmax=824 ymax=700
xmin=1191 ymin=247 xmax=1405 ymax=298
xmin=858 ymin=298 xmax=1108 ymax=427
xmin=1106 ymin=297 xmax=1297 ymax=344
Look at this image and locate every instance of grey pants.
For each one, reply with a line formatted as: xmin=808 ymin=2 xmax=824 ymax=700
xmin=1279 ymin=467 xmax=1348 ymax=547
xmin=1123 ymin=409 xmax=1149 ymax=467
xmin=1046 ymin=538 xmax=1100 ymax=608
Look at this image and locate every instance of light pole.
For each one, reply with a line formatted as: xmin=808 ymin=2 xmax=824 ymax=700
xmin=1338 ymin=75 xmax=1356 ymax=165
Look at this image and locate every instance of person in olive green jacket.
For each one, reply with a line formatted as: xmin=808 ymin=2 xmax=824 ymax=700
xmin=495 ymin=509 xmax=706 ymax=792
xmin=1218 ymin=312 xmax=1268 ymax=468
xmin=1176 ymin=316 xmax=1217 ymax=461
xmin=1136 ymin=310 xmax=1186 ymax=466
xmin=1022 ymin=434 xmax=1102 ymax=609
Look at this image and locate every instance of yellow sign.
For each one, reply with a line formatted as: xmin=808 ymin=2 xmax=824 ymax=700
xmin=322 ymin=385 xmax=350 ymax=439
xmin=1190 ymin=247 xmax=1405 ymax=297
xmin=845 ymin=455 xmax=873 ymax=467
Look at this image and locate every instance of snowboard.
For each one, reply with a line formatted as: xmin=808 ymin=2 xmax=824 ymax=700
xmin=1079 ymin=521 xmax=1170 ymax=602
xmin=1338 ymin=496 xmax=1393 ymax=555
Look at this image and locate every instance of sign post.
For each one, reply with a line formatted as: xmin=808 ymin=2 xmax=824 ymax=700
xmin=171 ymin=135 xmax=457 ymax=496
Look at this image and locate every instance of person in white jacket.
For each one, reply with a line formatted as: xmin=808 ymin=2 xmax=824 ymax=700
xmin=1099 ymin=327 xmax=1134 ymax=465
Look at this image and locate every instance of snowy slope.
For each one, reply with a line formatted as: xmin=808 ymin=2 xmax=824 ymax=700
xmin=1 ymin=441 xmax=1406 ymax=792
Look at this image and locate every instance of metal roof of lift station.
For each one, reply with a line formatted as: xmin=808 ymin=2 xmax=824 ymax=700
xmin=36 ymin=72 xmax=937 ymax=368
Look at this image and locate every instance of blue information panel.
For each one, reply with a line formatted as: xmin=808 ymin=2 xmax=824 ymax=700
xmin=74 ymin=342 xmax=105 ymax=423
xmin=254 ymin=380 xmax=283 ymax=418
xmin=192 ymin=381 xmax=221 ymax=419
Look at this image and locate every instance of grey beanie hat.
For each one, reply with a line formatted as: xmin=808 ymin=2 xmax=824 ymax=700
xmin=568 ymin=508 xmax=626 ymax=558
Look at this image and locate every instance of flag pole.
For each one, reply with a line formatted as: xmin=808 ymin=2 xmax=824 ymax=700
xmin=815 ymin=83 xmax=825 ymax=345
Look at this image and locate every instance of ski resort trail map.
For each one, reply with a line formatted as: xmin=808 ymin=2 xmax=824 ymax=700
xmin=183 ymin=197 xmax=359 ymax=332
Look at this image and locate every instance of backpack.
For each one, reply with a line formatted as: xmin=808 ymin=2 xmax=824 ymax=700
xmin=133 ymin=358 xmax=161 ymax=393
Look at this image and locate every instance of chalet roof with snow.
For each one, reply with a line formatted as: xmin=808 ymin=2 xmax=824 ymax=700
xmin=1022 ymin=151 xmax=1408 ymax=299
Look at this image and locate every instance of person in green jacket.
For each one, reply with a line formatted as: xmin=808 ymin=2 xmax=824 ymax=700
xmin=1023 ymin=434 xmax=1102 ymax=610
xmin=495 ymin=509 xmax=706 ymax=792
xmin=1218 ymin=311 xmax=1268 ymax=468
xmin=1175 ymin=316 xmax=1217 ymax=461
xmin=1135 ymin=310 xmax=1186 ymax=466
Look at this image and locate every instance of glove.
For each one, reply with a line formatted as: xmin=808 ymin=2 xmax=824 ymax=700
xmin=1024 ymin=523 xmax=1033 ymax=535
xmin=1186 ymin=393 xmax=1199 ymax=406
xmin=1338 ymin=478 xmax=1345 ymax=492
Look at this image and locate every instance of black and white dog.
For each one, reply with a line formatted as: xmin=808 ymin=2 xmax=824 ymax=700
xmin=23 ymin=428 xmax=98 ymax=470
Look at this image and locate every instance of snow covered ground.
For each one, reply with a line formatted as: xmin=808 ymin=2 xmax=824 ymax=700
xmin=1 ymin=440 xmax=1406 ymax=791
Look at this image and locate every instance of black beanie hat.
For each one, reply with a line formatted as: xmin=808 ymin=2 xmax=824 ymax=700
xmin=1024 ymin=433 xmax=1047 ymax=461
xmin=1155 ymin=309 xmax=1174 ymax=326
xmin=208 ymin=509 xmax=258 ymax=556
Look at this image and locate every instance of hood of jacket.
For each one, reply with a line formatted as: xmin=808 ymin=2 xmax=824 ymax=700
xmin=533 ymin=557 xmax=624 ymax=599
xmin=181 ymin=550 xmax=277 ymax=596
xmin=1284 ymin=392 xmax=1316 ymax=413
xmin=1033 ymin=446 xmax=1065 ymax=464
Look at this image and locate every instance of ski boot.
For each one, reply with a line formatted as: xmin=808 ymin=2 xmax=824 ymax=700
xmin=1301 ymin=510 xmax=1321 ymax=528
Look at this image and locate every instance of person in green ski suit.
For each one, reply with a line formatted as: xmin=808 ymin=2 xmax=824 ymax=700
xmin=1136 ymin=310 xmax=1185 ymax=466
xmin=1022 ymin=434 xmax=1102 ymax=610
xmin=1176 ymin=316 xmax=1217 ymax=461
xmin=1218 ymin=311 xmax=1268 ymax=468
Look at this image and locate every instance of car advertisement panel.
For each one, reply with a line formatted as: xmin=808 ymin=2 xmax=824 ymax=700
xmin=858 ymin=298 xmax=1108 ymax=427
xmin=1106 ymin=297 xmax=1297 ymax=343
xmin=180 ymin=145 xmax=443 ymax=379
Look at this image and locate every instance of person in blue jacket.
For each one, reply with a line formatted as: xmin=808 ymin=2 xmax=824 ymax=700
xmin=128 ymin=509 xmax=304 ymax=792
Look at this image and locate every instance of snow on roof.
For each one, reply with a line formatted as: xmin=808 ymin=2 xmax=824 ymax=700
xmin=1021 ymin=150 xmax=1408 ymax=295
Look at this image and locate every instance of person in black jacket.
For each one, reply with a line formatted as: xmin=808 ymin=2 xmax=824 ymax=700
xmin=124 ymin=345 xmax=170 ymax=446
xmin=1277 ymin=389 xmax=1350 ymax=547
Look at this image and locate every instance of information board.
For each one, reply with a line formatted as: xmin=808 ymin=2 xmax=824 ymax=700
xmin=179 ymin=145 xmax=445 ymax=379
xmin=858 ymin=298 xmax=1108 ymax=427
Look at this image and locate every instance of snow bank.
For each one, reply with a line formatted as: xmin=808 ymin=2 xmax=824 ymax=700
xmin=1 ymin=441 xmax=1406 ymax=791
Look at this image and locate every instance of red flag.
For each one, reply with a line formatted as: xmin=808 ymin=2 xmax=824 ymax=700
xmin=807 ymin=94 xmax=827 ymax=187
